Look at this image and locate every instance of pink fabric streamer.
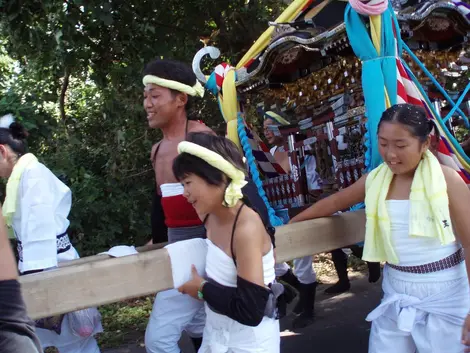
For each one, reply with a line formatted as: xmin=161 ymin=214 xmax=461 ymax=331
xmin=349 ymin=0 xmax=389 ymax=16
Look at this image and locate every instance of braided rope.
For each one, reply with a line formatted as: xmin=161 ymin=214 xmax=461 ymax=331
xmin=237 ymin=115 xmax=284 ymax=226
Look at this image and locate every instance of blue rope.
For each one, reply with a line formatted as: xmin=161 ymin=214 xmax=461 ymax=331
xmin=350 ymin=202 xmax=365 ymax=211
xmin=237 ymin=115 xmax=284 ymax=226
xmin=442 ymin=82 xmax=470 ymax=124
xmin=400 ymin=59 xmax=470 ymax=164
xmin=363 ymin=129 xmax=372 ymax=172
xmin=402 ymin=42 xmax=470 ymax=129
xmin=390 ymin=7 xmax=403 ymax=56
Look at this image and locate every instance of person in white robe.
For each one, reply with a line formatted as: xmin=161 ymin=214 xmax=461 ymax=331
xmin=0 ymin=114 xmax=102 ymax=353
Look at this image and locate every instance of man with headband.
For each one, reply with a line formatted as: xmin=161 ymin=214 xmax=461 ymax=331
xmin=143 ymin=59 xmax=212 ymax=353
xmin=263 ymin=110 xmax=320 ymax=329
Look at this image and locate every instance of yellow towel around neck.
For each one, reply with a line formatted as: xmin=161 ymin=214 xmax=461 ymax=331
xmin=363 ymin=150 xmax=455 ymax=265
xmin=3 ymin=153 xmax=38 ymax=234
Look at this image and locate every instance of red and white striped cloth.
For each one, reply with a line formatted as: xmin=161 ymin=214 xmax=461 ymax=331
xmin=212 ymin=63 xmax=232 ymax=94
xmin=160 ymin=183 xmax=203 ymax=228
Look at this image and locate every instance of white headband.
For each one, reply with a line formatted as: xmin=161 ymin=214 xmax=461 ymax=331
xmin=178 ymin=141 xmax=247 ymax=207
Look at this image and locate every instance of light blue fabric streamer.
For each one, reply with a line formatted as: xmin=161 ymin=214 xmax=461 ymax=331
xmin=345 ymin=3 xmax=398 ymax=171
xmin=345 ymin=4 xmax=398 ymax=213
xmin=205 ymin=72 xmax=219 ymax=96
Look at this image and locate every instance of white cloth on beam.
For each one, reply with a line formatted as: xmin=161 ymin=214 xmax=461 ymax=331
xmin=99 ymin=245 xmax=138 ymax=257
xmin=165 ymin=238 xmax=208 ymax=289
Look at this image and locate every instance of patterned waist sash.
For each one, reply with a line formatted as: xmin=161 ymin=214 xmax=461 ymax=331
xmin=387 ymin=248 xmax=464 ymax=274
xmin=17 ymin=231 xmax=72 ymax=262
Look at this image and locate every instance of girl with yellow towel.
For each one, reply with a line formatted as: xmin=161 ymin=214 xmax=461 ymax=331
xmin=290 ymin=104 xmax=470 ymax=352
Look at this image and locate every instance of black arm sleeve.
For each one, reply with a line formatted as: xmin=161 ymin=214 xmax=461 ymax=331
xmin=151 ymin=192 xmax=168 ymax=244
xmin=202 ymin=276 xmax=270 ymax=327
xmin=0 ymin=280 xmax=42 ymax=353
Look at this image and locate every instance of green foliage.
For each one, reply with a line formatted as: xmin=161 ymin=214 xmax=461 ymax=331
xmin=0 ymin=0 xmax=286 ymax=254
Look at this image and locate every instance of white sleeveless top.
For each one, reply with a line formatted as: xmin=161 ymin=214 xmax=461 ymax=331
xmin=386 ymin=200 xmax=460 ymax=266
xmin=205 ymin=239 xmax=276 ymax=287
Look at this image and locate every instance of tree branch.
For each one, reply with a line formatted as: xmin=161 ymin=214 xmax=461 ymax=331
xmin=123 ymin=168 xmax=153 ymax=180
xmin=59 ymin=67 xmax=70 ymax=122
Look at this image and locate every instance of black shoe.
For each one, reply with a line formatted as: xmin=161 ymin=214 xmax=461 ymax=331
xmin=292 ymin=282 xmax=310 ymax=315
xmin=279 ymin=269 xmax=301 ymax=290
xmin=190 ymin=337 xmax=203 ymax=351
xmin=367 ymin=262 xmax=381 ymax=283
xmin=292 ymin=310 xmax=315 ymax=329
xmin=292 ymin=282 xmax=317 ymax=329
xmin=292 ymin=298 xmax=303 ymax=316
xmin=324 ymin=280 xmax=350 ymax=294
xmin=283 ymin=282 xmax=298 ymax=304
xmin=330 ymin=248 xmax=349 ymax=284
xmin=278 ymin=269 xmax=301 ymax=304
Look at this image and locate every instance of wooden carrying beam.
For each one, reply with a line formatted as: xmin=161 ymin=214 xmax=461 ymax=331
xmin=58 ymin=242 xmax=168 ymax=268
xmin=20 ymin=211 xmax=366 ymax=320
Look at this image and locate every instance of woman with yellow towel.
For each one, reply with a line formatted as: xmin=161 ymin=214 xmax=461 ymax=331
xmin=290 ymin=104 xmax=470 ymax=352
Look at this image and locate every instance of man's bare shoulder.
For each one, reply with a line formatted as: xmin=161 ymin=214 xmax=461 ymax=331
xmin=188 ymin=120 xmax=215 ymax=135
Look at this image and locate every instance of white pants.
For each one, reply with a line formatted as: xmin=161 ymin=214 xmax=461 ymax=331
xmin=274 ymin=256 xmax=316 ymax=284
xmin=145 ymin=289 xmax=206 ymax=353
xmin=368 ymin=264 xmax=469 ymax=353
xmin=36 ymin=315 xmax=102 ymax=353
xmin=199 ymin=305 xmax=280 ymax=353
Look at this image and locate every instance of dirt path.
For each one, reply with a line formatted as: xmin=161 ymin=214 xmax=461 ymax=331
xmin=104 ymin=272 xmax=383 ymax=353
